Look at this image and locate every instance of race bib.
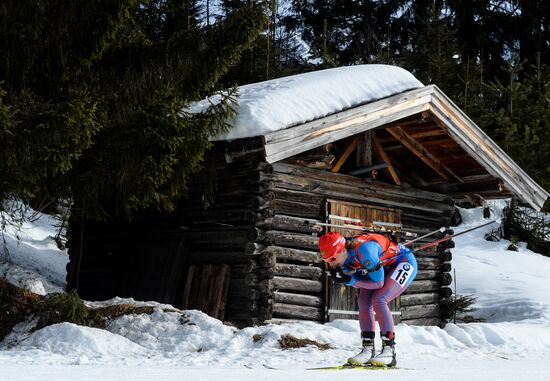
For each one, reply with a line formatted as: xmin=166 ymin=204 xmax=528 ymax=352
xmin=390 ymin=262 xmax=415 ymax=288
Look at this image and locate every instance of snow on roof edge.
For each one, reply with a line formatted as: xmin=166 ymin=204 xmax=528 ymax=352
xmin=187 ymin=65 xmax=424 ymax=142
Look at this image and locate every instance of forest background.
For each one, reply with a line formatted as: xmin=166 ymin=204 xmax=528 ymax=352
xmin=1 ymin=0 xmax=550 ymax=225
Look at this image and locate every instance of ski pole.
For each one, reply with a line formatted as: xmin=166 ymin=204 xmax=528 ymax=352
xmin=345 ymin=220 xmax=498 ymax=274
xmin=402 ymin=226 xmax=447 ymax=247
xmin=413 ymin=220 xmax=497 ymax=251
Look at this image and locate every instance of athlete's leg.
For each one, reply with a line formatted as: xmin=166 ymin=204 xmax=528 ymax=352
xmin=357 ymin=288 xmax=376 ymax=332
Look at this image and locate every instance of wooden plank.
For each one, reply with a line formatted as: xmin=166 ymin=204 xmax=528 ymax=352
xmin=386 ymin=126 xmax=463 ymax=183
xmin=264 ymin=86 xmax=434 ymax=146
xmin=210 ymin=265 xmax=231 ymax=319
xmin=429 ymin=89 xmax=548 ymax=210
xmin=372 ymin=132 xmax=400 ymax=185
xmin=264 ymin=90 xmax=433 ymax=163
xmin=196 ymin=265 xmax=212 ymax=312
xmin=181 ymin=266 xmax=195 ymax=309
xmin=331 ymin=134 xmax=363 ymax=173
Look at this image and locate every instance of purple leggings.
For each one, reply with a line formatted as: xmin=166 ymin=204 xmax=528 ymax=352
xmin=357 ymin=268 xmax=410 ymax=334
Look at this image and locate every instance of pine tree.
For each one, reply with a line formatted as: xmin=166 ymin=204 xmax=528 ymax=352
xmin=0 ymin=0 xmax=268 ymax=220
xmin=478 ymin=56 xmax=550 ymax=191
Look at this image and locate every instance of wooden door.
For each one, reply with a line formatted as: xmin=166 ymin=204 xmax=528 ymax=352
xmin=325 ymin=200 xmax=402 ymax=322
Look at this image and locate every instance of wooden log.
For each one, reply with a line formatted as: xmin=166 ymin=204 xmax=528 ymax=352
xmin=400 ymin=292 xmax=441 ymax=307
xmin=244 ymin=271 xmax=273 ymax=286
xmin=263 ymin=231 xmax=319 ymax=250
xmin=258 ymin=214 xmax=323 ymax=234
xmin=270 ymin=162 xmax=452 ymax=203
xmin=400 ymin=317 xmax=443 ymax=326
xmin=272 ymin=188 xmax=326 ymax=205
xmin=414 ymin=270 xmax=440 ymax=281
xmin=406 ymin=280 xmax=441 ymax=293
xmin=440 ymin=287 xmax=452 ymax=298
xmin=245 ymin=242 xmax=265 ymax=256
xmin=440 ymin=272 xmax=453 ymax=286
xmin=224 ymin=147 xmax=265 ymax=163
xmin=415 ymin=257 xmax=442 ymax=270
xmin=263 ymin=245 xmax=321 ymax=264
xmin=263 ymin=166 xmax=454 ymax=213
xmin=273 ymin=291 xmax=323 ymax=307
xmin=274 ymin=263 xmax=323 ymax=280
xmin=179 ymin=195 xmax=269 ymax=211
xmin=272 ymin=276 xmax=323 ymax=293
xmin=272 ymin=302 xmax=322 ymax=321
xmin=187 ymin=239 xmax=249 ymax=251
xmin=413 ymin=249 xmax=452 ymax=261
xmin=273 ymin=199 xmax=322 ymax=219
xmin=256 ymin=252 xmax=277 ymax=267
xmin=401 ymin=303 xmax=441 ymax=320
xmin=178 ymin=209 xmax=260 ymax=225
xmin=400 ymin=210 xmax=453 ymax=227
xmin=242 ymin=260 xmax=258 ymax=273
xmin=187 ymin=251 xmax=248 ymax=265
xmin=440 ymin=262 xmax=452 ymax=272
xmin=225 ymin=296 xmax=259 ymax=312
xmin=228 ymin=283 xmax=260 ymax=300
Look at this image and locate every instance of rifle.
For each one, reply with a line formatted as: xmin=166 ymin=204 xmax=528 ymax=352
xmin=305 ymin=218 xmax=419 ymax=239
xmin=322 ymin=218 xmax=497 ymax=275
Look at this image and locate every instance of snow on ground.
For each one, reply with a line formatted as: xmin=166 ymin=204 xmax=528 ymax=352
xmin=188 ymin=65 xmax=423 ymax=141
xmin=1 ymin=204 xmax=67 ymax=294
xmin=1 ymin=201 xmax=550 ymax=380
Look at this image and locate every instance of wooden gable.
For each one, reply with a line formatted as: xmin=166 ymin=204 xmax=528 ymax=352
xmin=261 ymin=85 xmax=549 ymax=211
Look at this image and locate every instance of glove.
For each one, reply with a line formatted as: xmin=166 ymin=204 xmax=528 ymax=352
xmin=330 ymin=267 xmax=351 ymax=284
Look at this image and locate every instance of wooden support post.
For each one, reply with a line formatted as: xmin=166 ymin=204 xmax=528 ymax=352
xmin=356 ymin=131 xmax=372 ymax=167
xmin=372 ymin=132 xmax=401 ymax=185
xmin=331 ymin=134 xmax=363 ymax=173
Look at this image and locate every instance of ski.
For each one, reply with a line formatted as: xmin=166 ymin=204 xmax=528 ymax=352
xmin=308 ymin=363 xmax=400 ymax=371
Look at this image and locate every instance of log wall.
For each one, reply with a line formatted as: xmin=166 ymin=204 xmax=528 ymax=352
xmin=254 ymin=162 xmax=455 ymax=326
xmin=67 ymin=139 xmax=455 ymax=327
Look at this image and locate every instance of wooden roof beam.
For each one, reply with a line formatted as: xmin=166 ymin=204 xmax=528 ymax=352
xmin=372 ymin=132 xmax=401 ymax=185
xmin=331 ymin=134 xmax=363 ymax=173
xmin=386 ymin=126 xmax=464 ymax=183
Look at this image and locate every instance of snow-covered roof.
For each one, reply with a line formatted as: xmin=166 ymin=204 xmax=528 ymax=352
xmin=190 ymin=65 xmax=423 ymax=141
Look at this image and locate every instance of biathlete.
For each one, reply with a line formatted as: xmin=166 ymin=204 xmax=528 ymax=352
xmin=319 ymin=231 xmax=417 ymax=367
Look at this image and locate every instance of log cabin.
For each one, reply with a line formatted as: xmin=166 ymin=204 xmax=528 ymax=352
xmin=66 ymin=65 xmax=549 ymax=327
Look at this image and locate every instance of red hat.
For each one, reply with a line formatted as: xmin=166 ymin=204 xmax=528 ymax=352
xmin=319 ymin=232 xmax=346 ymax=260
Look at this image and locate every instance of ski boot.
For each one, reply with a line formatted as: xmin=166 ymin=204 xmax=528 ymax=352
xmin=347 ymin=331 xmax=375 ymax=366
xmin=368 ymin=333 xmax=397 ymax=367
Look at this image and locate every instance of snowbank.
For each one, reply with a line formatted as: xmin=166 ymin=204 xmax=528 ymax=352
xmin=2 ymin=202 xmax=550 ymax=380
